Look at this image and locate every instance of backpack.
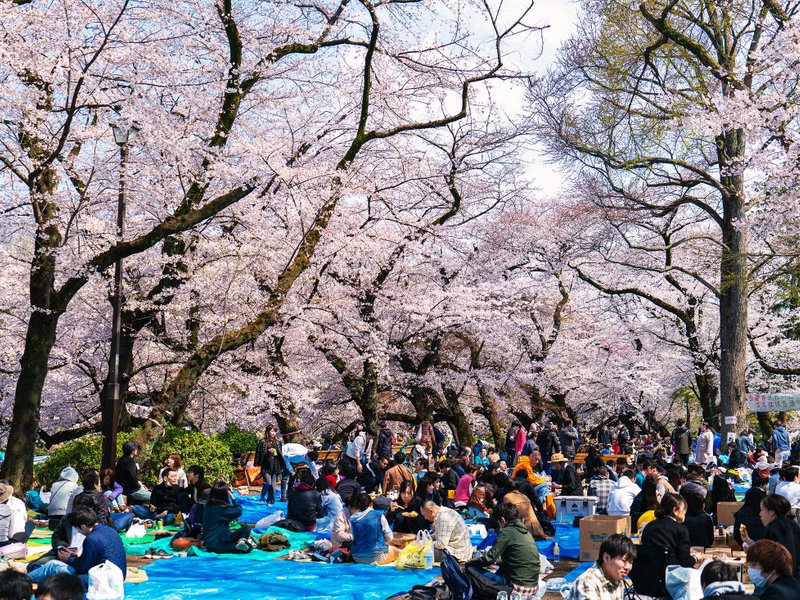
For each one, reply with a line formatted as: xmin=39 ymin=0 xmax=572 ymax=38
xmin=401 ymin=582 xmax=452 ymax=600
xmin=440 ymin=550 xmax=473 ymax=600
xmin=465 ymin=564 xmax=511 ymax=600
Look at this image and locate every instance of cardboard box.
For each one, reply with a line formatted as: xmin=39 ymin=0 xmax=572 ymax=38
xmin=716 ymin=502 xmax=743 ymax=527
xmin=579 ymin=515 xmax=631 ymax=562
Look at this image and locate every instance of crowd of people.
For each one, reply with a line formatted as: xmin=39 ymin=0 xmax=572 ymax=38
xmin=0 ymin=416 xmax=798 ymax=599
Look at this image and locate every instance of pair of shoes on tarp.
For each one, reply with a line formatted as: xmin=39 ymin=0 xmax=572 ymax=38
xmin=144 ymin=548 xmax=174 ymax=559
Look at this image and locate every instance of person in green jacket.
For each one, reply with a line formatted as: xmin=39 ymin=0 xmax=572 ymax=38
xmin=466 ymin=502 xmax=540 ymax=594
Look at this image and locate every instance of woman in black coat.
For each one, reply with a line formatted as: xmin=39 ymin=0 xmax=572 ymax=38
xmin=733 ymin=488 xmax=766 ymax=547
xmin=680 ymin=488 xmax=714 ymax=548
xmin=710 ymin=475 xmax=737 ymax=522
xmin=746 ymin=494 xmax=800 ymax=578
xmin=640 ymin=493 xmax=697 ymax=568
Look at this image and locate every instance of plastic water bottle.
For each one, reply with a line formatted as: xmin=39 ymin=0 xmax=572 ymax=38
xmin=553 ymin=541 xmax=560 ymax=562
xmin=510 ymin=593 xmax=522 ymax=600
xmin=497 ymin=592 xmax=508 ymax=600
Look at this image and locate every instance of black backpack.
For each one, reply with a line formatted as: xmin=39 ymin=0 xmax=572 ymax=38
xmin=440 ymin=551 xmax=473 ymax=600
xmin=465 ymin=565 xmax=511 ymax=600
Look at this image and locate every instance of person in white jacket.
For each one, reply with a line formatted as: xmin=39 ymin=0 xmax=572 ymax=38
xmin=47 ymin=467 xmax=80 ymax=529
xmin=695 ymin=422 xmax=715 ymax=466
xmin=607 ymin=471 xmax=642 ymax=516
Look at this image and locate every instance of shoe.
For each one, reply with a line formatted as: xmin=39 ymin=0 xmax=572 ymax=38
xmin=235 ymin=539 xmax=251 ymax=553
xmin=154 ymin=549 xmax=174 ymax=559
xmin=144 ymin=549 xmax=155 ymax=559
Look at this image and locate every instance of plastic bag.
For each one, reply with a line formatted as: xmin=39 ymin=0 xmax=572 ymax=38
xmin=255 ymin=510 xmax=284 ymax=531
xmin=126 ymin=523 xmax=147 ymax=539
xmin=665 ymin=563 xmax=704 ymax=600
xmin=87 ymin=560 xmax=125 ymax=600
xmin=396 ymin=530 xmax=434 ymax=570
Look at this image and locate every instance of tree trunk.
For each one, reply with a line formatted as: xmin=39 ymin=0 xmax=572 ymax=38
xmin=718 ymin=126 xmax=749 ymax=440
xmin=358 ymin=360 xmax=379 ymax=432
xmin=274 ymin=400 xmax=300 ymax=443
xmin=476 ymin=384 xmax=504 ymax=448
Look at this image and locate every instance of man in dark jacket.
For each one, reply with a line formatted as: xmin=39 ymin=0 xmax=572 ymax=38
xmin=181 ymin=465 xmax=211 ymax=513
xmin=558 ymin=419 xmax=579 ymax=460
xmin=286 ymin=471 xmax=325 ymax=531
xmin=440 ymin=460 xmax=460 ymax=492
xmin=114 ymin=441 xmax=150 ymax=503
xmin=132 ymin=468 xmax=180 ymax=524
xmin=536 ymin=422 xmax=561 ymax=471
xmin=376 ymin=422 xmax=394 ymax=460
xmin=72 ymin=470 xmax=110 ymax=527
xmin=551 ymin=453 xmax=582 ymax=496
xmin=466 ymin=502 xmax=540 ymax=592
xmin=671 ymin=419 xmax=692 ymax=465
xmin=28 ymin=507 xmax=126 ymax=589
xmin=357 ymin=456 xmax=388 ymax=494
xmin=336 ymin=459 xmax=361 ymax=503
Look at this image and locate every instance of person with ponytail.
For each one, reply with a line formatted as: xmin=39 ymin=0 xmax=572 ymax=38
xmin=640 ymin=493 xmax=697 ymax=568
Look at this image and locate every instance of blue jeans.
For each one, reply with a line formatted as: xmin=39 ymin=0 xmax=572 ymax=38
xmin=261 ymin=473 xmax=278 ymax=503
xmin=111 ymin=511 xmax=134 ymax=531
xmin=126 ymin=488 xmax=152 ymax=504
xmin=131 ymin=505 xmax=175 ymax=524
xmin=29 ymin=560 xmax=74 ymax=583
xmin=534 ymin=482 xmax=549 ymax=504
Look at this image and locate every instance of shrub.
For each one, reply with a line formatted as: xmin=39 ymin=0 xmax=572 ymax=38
xmin=35 ymin=426 xmax=234 ymax=487
xmin=217 ymin=422 xmax=259 ymax=455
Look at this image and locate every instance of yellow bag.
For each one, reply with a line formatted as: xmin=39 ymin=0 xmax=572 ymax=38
xmin=396 ymin=530 xmax=434 ymax=570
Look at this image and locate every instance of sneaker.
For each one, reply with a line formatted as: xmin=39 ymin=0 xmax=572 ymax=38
xmin=154 ymin=549 xmax=174 ymax=559
xmin=144 ymin=549 xmax=155 ymax=559
xmin=235 ymin=539 xmax=251 ymax=553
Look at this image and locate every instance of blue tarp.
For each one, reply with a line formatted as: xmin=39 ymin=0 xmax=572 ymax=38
xmin=234 ymin=493 xmax=286 ymax=524
xmin=536 ymin=524 xmax=580 ymax=560
xmin=124 ymin=557 xmax=438 ymax=600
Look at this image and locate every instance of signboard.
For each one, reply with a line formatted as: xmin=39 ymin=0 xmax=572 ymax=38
xmin=724 ymin=416 xmax=737 ymax=425
xmin=746 ymin=392 xmax=800 ymax=412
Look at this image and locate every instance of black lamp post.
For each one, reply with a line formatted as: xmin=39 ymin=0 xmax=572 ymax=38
xmin=101 ymin=123 xmax=138 ymax=471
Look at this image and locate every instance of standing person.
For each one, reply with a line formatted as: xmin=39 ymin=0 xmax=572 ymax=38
xmin=551 ymin=453 xmax=582 ymax=496
xmin=345 ymin=428 xmax=374 ymax=471
xmin=559 ymin=419 xmax=579 ymax=460
xmin=114 ymin=441 xmax=150 ymax=504
xmin=771 ymin=421 xmax=791 ymax=465
xmin=466 ymin=502 xmax=540 ymax=595
xmin=514 ymin=425 xmax=527 ymax=466
xmin=695 ymin=422 xmax=715 ymax=466
xmin=536 ymin=422 xmax=560 ymax=472
xmin=505 ymin=421 xmax=521 ymax=466
xmin=416 ymin=420 xmax=435 ymax=467
xmin=255 ymin=425 xmax=283 ymax=505
xmin=671 ymin=419 xmax=692 ymax=466
xmin=615 ymin=422 xmax=630 ymax=450
xmin=376 ymin=422 xmax=394 ymax=460
xmin=737 ymin=429 xmax=756 ymax=456
xmin=567 ymin=534 xmax=637 ymax=600
xmin=598 ymin=425 xmax=613 ymax=448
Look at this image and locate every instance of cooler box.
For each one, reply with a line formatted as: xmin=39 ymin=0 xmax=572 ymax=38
xmin=554 ymin=495 xmax=599 ymax=523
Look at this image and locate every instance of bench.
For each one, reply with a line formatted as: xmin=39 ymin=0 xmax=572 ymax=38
xmin=317 ymin=448 xmax=342 ymax=461
xmin=573 ymin=453 xmax=633 ymax=466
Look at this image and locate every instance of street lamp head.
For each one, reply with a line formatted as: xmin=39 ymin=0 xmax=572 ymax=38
xmin=111 ymin=122 xmax=139 ymax=146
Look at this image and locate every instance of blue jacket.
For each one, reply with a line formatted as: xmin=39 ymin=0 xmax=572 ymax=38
xmin=772 ymin=426 xmax=790 ymax=452
xmin=202 ymin=501 xmax=243 ymax=551
xmin=350 ymin=508 xmax=388 ymax=558
xmin=67 ymin=524 xmax=126 ymax=587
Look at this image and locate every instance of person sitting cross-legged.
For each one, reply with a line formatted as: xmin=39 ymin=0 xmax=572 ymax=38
xmin=566 ymin=534 xmax=636 ymax=600
xmin=132 ymin=467 xmax=181 ymax=525
xmin=466 ymin=502 xmax=540 ymax=596
xmin=28 ymin=506 xmax=126 ymax=590
xmin=202 ymin=482 xmax=253 ymax=554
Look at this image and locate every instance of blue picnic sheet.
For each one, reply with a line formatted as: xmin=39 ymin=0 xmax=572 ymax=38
xmin=124 ymin=558 xmax=438 ymax=599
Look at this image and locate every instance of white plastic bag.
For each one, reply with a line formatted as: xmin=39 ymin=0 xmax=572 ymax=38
xmin=86 ymin=560 xmax=124 ymax=600
xmin=125 ymin=522 xmax=147 ymax=538
xmin=665 ymin=563 xmax=704 ymax=600
xmin=255 ymin=510 xmax=284 ymax=531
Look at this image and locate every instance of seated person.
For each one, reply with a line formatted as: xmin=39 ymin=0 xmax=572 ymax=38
xmin=287 ymin=471 xmax=325 ymax=532
xmin=497 ymin=480 xmax=547 ymax=539
xmin=466 ymin=502 xmax=540 ymax=596
xmin=420 ymin=500 xmax=473 ymax=562
xmin=132 ymin=468 xmax=181 ymax=524
xmin=99 ymin=469 xmax=124 ymax=510
xmin=331 ymin=493 xmax=355 ymax=549
xmin=0 ymin=481 xmax=33 ymax=558
xmin=416 ymin=473 xmax=446 ymax=507
xmin=550 ymin=454 xmax=582 ymax=496
xmin=454 ymin=464 xmax=478 ymax=506
xmin=745 ymin=539 xmax=800 ymax=599
xmin=567 ymin=534 xmax=636 ymax=600
xmin=383 ymin=453 xmax=416 ymax=496
xmin=72 ymin=470 xmax=111 ymax=527
xmin=157 ymin=453 xmax=188 ymax=488
xmin=46 ymin=468 xmax=80 ymax=530
xmin=0 ymin=571 xmax=32 ymax=600
xmin=181 ymin=465 xmax=211 ymax=513
xmin=733 ymin=488 xmax=767 ymax=547
xmin=28 ymin=507 xmax=126 ymax=590
xmin=640 ymin=493 xmax=697 ymax=568
xmin=699 ymin=560 xmax=757 ymax=599
xmin=467 ymin=471 xmax=494 ymax=518
xmin=34 ymin=573 xmax=84 ymax=600
xmin=202 ymin=482 xmax=253 ymax=554
xmin=27 ymin=510 xmax=86 ymax=575
xmin=315 ymin=477 xmax=343 ymax=532
xmin=356 ymin=456 xmax=388 ymax=494
xmin=349 ymin=492 xmax=399 ymax=565
xmin=680 ymin=489 xmax=713 ymax=548
xmin=336 ymin=460 xmax=361 ymax=504
xmin=115 ymin=441 xmax=150 ymax=504
xmin=387 ymin=480 xmax=428 ymax=534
